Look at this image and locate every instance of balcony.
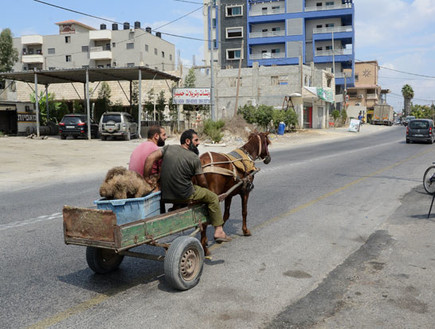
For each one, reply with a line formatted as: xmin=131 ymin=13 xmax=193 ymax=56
xmin=250 ymin=52 xmax=285 ymax=60
xmin=21 ymin=35 xmax=43 ymax=45
xmin=366 ymin=93 xmax=378 ymax=100
xmin=249 ymin=30 xmax=285 ymax=38
xmin=89 ymin=30 xmax=112 ymax=40
xmin=250 ymin=7 xmax=285 ymax=16
xmin=315 ymin=48 xmax=353 ymax=56
xmin=90 ymin=46 xmax=112 ymax=60
xmin=22 ymin=54 xmax=44 ymax=64
xmin=305 ymin=3 xmax=353 ymax=12
xmin=313 ymin=25 xmax=353 ymax=34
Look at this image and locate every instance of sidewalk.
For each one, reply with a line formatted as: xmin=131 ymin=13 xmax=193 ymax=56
xmin=0 ymin=124 xmax=393 ymax=191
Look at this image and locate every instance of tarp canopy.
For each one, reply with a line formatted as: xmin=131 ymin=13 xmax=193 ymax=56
xmin=304 ymin=86 xmax=334 ymax=103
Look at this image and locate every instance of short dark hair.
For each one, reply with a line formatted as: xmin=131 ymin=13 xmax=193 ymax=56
xmin=180 ymin=129 xmax=197 ymax=144
xmin=147 ymin=126 xmax=162 ymax=139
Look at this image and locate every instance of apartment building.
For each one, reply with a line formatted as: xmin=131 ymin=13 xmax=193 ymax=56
xmin=345 ymin=60 xmax=390 ymax=122
xmin=12 ymin=20 xmax=175 ymax=72
xmin=204 ymin=0 xmax=355 ymax=93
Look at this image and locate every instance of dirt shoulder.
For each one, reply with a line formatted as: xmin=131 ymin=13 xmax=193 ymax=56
xmin=0 ymin=124 xmax=392 ymax=192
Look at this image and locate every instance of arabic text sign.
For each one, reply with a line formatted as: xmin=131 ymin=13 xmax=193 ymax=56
xmin=172 ymin=88 xmax=211 ymax=105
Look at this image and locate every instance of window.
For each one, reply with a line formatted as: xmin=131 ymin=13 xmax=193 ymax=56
xmin=355 ymin=74 xmax=359 ymax=81
xmin=112 ymin=42 xmax=116 ymax=48
xmin=226 ymin=5 xmax=242 ymax=17
xmin=145 ymin=44 xmax=149 ymax=52
xmin=272 ymin=6 xmax=280 ymax=10
xmin=127 ymin=63 xmax=135 ymax=67
xmin=326 ymin=1 xmax=334 ymax=6
xmin=316 ymin=47 xmax=322 ymax=51
xmin=316 ymin=2 xmax=322 ymax=7
xmin=212 ymin=18 xmax=216 ymax=28
xmin=326 ymin=46 xmax=332 ymax=50
xmin=81 ymin=46 xmax=88 ymax=52
xmin=47 ymin=48 xmax=55 ymax=54
xmin=272 ymin=27 xmax=281 ymax=32
xmin=169 ymin=54 xmax=173 ymax=61
xmin=226 ymin=27 xmax=243 ymax=39
xmin=162 ymin=51 xmax=165 ymax=58
xmin=126 ymin=42 xmax=134 ymax=50
xmin=65 ymin=36 xmax=71 ymax=43
xmin=48 ymin=67 xmax=56 ymax=71
xmin=0 ymin=80 xmax=5 ymax=89
xmin=316 ymin=24 xmax=322 ymax=28
xmin=226 ymin=48 xmax=242 ymax=60
xmin=271 ymin=48 xmax=280 ymax=54
xmin=154 ymin=48 xmax=158 ymax=55
xmin=326 ymin=23 xmax=335 ymax=27
xmin=66 ymin=55 xmax=71 ymax=62
xmin=97 ymin=65 xmax=104 ymax=68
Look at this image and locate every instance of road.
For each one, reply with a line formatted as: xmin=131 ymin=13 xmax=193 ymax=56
xmin=1 ymin=126 xmax=434 ymax=328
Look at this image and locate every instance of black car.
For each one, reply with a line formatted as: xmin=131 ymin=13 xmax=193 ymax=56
xmin=59 ymin=114 xmax=99 ymax=139
xmin=406 ymin=119 xmax=435 ymax=144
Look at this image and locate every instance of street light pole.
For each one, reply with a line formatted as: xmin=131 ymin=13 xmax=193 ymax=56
xmin=210 ymin=0 xmax=216 ymax=121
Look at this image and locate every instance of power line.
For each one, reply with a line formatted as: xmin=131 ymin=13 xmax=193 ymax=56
xmin=153 ymin=5 xmax=205 ymax=30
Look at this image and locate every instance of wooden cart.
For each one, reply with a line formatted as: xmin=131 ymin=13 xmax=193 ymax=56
xmin=63 ymin=200 xmax=209 ymax=291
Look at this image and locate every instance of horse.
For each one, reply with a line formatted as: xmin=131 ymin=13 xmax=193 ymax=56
xmin=199 ymin=131 xmax=271 ymax=255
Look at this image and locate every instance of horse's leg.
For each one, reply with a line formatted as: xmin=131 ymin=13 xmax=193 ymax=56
xmin=241 ymin=192 xmax=251 ymax=236
xmin=223 ymin=196 xmax=232 ymax=225
xmin=200 ymin=222 xmax=210 ymax=256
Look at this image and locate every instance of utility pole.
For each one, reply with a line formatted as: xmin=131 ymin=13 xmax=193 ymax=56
xmin=210 ymin=0 xmax=216 ymax=121
xmin=234 ymin=39 xmax=244 ymax=117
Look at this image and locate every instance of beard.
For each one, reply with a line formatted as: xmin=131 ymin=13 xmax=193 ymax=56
xmin=157 ymin=136 xmax=165 ymax=147
xmin=188 ymin=142 xmax=199 ymax=155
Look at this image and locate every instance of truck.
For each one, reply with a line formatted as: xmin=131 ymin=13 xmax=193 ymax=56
xmin=372 ymin=104 xmax=394 ymax=126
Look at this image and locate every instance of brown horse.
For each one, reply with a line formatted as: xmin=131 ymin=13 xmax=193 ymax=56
xmin=199 ymin=132 xmax=271 ymax=255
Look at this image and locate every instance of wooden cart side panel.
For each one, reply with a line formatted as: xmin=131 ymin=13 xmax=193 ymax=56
xmin=63 ymin=206 xmax=117 ymax=244
xmin=118 ymin=205 xmax=209 ymax=250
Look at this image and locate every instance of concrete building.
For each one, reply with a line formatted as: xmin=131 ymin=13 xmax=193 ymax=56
xmin=12 ymin=20 xmax=175 ymax=72
xmin=204 ymin=0 xmax=355 ymax=98
xmin=194 ymin=62 xmax=335 ymax=128
xmin=345 ymin=61 xmax=391 ymax=122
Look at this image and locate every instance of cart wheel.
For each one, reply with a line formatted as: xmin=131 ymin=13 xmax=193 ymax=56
xmin=86 ymin=247 xmax=124 ymax=274
xmin=164 ymin=236 xmax=204 ymax=291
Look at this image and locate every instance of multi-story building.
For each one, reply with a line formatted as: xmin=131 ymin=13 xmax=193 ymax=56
xmin=204 ymin=0 xmax=355 ymax=95
xmin=345 ymin=60 xmax=391 ymax=122
xmin=12 ymin=20 xmax=175 ymax=72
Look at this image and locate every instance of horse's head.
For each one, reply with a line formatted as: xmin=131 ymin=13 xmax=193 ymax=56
xmin=246 ymin=132 xmax=271 ymax=164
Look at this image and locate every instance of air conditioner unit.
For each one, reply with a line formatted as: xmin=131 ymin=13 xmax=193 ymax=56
xmin=130 ymin=28 xmax=135 ymax=32
xmin=358 ymin=95 xmax=363 ymax=99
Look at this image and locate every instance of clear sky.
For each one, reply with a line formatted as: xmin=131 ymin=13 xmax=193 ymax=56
xmin=1 ymin=0 xmax=434 ymax=112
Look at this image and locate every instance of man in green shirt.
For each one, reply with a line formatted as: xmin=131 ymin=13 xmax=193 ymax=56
xmin=144 ymin=129 xmax=231 ymax=243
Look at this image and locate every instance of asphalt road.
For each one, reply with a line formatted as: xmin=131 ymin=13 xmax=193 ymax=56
xmin=1 ymin=126 xmax=434 ymax=328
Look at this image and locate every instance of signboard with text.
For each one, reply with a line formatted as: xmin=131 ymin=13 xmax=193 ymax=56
xmin=172 ymin=88 xmax=211 ymax=105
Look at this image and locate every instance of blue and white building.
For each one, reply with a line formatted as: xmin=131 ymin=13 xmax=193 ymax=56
xmin=204 ymin=0 xmax=355 ymax=92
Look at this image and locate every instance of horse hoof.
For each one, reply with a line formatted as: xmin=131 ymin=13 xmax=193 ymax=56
xmin=243 ymin=230 xmax=252 ymax=236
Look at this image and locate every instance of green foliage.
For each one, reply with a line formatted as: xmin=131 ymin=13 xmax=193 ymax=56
xmin=30 ymin=91 xmax=65 ymax=125
xmin=331 ymin=109 xmax=340 ymax=121
xmin=238 ymin=104 xmax=295 ymax=131
xmin=184 ymin=67 xmax=196 ymax=88
xmin=341 ymin=109 xmax=347 ymax=122
xmin=156 ymin=90 xmax=166 ymax=121
xmin=202 ymin=119 xmax=224 ymax=143
xmin=410 ymin=104 xmax=435 ymax=119
xmin=94 ymin=82 xmax=112 ymax=121
xmin=401 ymin=84 xmax=414 ymax=99
xmin=0 ymin=28 xmax=18 ymax=73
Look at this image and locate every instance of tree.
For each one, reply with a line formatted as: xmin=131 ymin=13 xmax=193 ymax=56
xmin=156 ymin=90 xmax=166 ymax=122
xmin=0 ymin=28 xmax=18 ymax=73
xmin=183 ymin=67 xmax=197 ymax=124
xmin=401 ymin=84 xmax=414 ymax=116
xmin=29 ymin=91 xmax=66 ymax=125
xmin=94 ymin=82 xmax=112 ymax=121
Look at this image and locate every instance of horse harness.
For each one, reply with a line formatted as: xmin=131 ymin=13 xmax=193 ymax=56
xmin=202 ymin=135 xmax=263 ymax=181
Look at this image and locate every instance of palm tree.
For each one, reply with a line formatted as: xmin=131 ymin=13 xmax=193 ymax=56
xmin=401 ymin=84 xmax=414 ymax=116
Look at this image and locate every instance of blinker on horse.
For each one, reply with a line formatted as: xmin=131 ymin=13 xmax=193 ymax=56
xmin=199 ymin=132 xmax=271 ymax=255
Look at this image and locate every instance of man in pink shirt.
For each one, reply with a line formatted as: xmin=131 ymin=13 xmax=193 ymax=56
xmin=129 ymin=126 xmax=167 ymax=178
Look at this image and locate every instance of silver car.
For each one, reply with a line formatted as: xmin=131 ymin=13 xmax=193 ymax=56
xmin=99 ymin=112 xmax=138 ymax=141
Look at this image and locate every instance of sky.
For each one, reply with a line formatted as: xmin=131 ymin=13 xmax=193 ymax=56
xmin=1 ymin=0 xmax=435 ymax=112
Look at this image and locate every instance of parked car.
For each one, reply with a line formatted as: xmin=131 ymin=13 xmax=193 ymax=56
xmin=99 ymin=112 xmax=138 ymax=141
xmin=58 ymin=114 xmax=99 ymax=139
xmin=402 ymin=115 xmax=416 ymax=126
xmin=406 ymin=119 xmax=435 ymax=144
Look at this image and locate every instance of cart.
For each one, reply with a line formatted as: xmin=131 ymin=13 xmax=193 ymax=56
xmin=63 ymin=191 xmax=209 ymax=291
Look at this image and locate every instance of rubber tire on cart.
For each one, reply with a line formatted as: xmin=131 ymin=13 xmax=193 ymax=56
xmin=164 ymin=236 xmax=204 ymax=291
xmin=423 ymin=165 xmax=435 ymax=194
xmin=86 ymin=247 xmax=124 ymax=274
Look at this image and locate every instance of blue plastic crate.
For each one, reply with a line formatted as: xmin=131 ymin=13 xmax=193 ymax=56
xmin=94 ymin=191 xmax=161 ymax=225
